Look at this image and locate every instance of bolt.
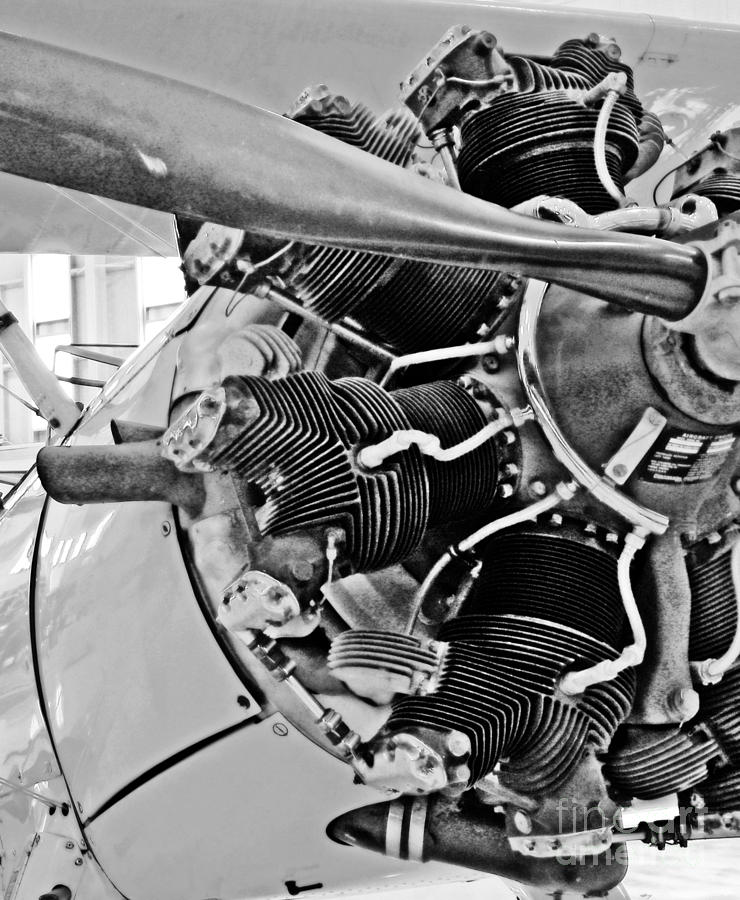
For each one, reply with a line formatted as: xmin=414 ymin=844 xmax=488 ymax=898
xmin=525 ymin=840 xmax=537 ymax=852
xmin=528 ymin=479 xmax=548 ymax=498
xmin=290 ymin=559 xmax=314 ymax=582
xmin=499 ymin=274 xmax=521 ymax=295
xmin=481 ymin=353 xmax=499 ymax=373
xmin=611 ymin=463 xmax=629 ymax=480
xmin=513 ymin=810 xmax=532 ymax=834
xmin=498 ymin=484 xmax=514 ymax=499
xmin=550 ymin=838 xmax=562 ymax=850
xmin=669 ymin=687 xmax=700 ymax=720
xmin=549 ymin=513 xmax=563 ymax=527
xmin=161 ymin=521 xmax=172 ymax=537
xmin=446 ymin=730 xmax=470 ymax=757
xmin=503 ymin=463 xmax=519 ymax=478
xmin=237 ymin=695 xmax=251 ymax=709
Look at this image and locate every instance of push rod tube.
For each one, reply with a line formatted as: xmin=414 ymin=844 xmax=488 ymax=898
xmin=0 ymin=30 xmax=708 ymax=320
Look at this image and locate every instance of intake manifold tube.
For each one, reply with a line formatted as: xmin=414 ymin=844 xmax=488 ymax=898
xmin=560 ymin=528 xmax=648 ymax=695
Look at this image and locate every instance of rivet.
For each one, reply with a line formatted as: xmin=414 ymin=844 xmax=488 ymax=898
xmin=161 ymin=521 xmax=172 ymax=537
xmin=529 ymin=479 xmax=548 ymax=497
xmin=481 ymin=353 xmax=499 ymax=373
xmin=669 ymin=687 xmax=700 ymax=720
xmin=446 ymin=730 xmax=470 ymax=757
xmin=290 ymin=560 xmax=314 ymax=582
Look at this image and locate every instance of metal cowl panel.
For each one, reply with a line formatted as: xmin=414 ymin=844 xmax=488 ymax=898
xmin=32 ymin=330 xmax=260 ymax=825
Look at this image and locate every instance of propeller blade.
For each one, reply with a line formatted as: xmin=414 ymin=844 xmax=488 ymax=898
xmin=0 ymin=30 xmax=706 ymax=319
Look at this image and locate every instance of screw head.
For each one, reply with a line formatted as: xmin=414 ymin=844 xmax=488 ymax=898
xmin=612 ymin=463 xmax=629 ymax=479
xmin=529 ymin=479 xmax=547 ymax=497
xmin=669 ymin=687 xmax=700 ymax=720
xmin=290 ymin=560 xmax=314 ymax=582
xmin=446 ymin=730 xmax=470 ymax=757
xmin=481 ymin=353 xmax=499 ymax=373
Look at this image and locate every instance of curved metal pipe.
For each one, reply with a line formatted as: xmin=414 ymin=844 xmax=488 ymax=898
xmin=0 ymin=30 xmax=707 ymax=320
xmin=516 ymin=280 xmax=669 ymax=535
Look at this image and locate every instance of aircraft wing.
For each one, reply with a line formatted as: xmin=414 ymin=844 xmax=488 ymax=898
xmin=0 ymin=172 xmax=177 ymax=256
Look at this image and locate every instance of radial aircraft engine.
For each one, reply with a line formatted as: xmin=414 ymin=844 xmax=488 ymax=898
xmin=2 ymin=2 xmax=740 ymax=899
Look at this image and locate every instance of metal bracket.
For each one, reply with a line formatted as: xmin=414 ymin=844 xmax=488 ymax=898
xmin=161 ymin=387 xmax=226 ymax=472
xmin=604 ymin=406 xmax=667 ymax=485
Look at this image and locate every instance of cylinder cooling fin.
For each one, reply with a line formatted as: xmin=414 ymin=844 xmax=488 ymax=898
xmin=457 ymin=37 xmax=643 ymax=213
xmin=178 ymin=372 xmax=508 ymax=572
xmin=361 ymin=522 xmax=635 ymax=795
xmin=34 ymin=17 xmax=740 ymax=898
xmin=671 ymin=128 xmax=740 ymax=215
xmin=152 ymin=22 xmax=740 ymax=896
xmin=458 ymin=89 xmax=638 ymax=213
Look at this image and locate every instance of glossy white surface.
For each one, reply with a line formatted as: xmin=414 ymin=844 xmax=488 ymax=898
xmin=33 ymin=333 xmax=259 ymax=822
xmin=0 ymin=474 xmax=60 ymax=896
xmin=86 ymin=714 xmax=478 ymax=900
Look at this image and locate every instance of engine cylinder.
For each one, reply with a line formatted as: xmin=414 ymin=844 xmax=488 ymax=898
xmin=368 ymin=522 xmax=635 ymax=791
xmin=200 ymin=372 xmax=506 ymax=572
xmin=458 ymin=91 xmax=639 ymax=213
